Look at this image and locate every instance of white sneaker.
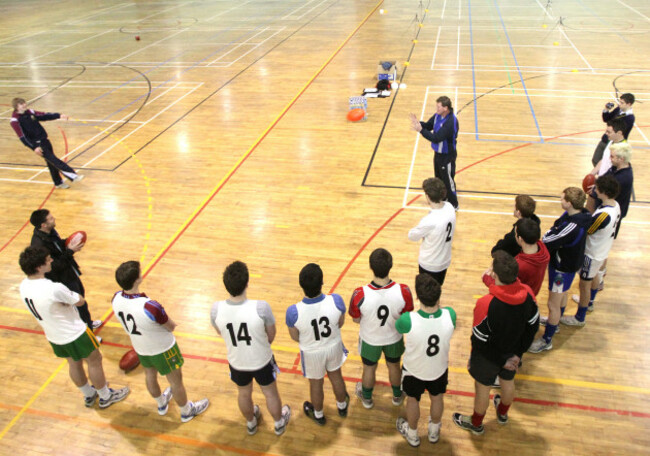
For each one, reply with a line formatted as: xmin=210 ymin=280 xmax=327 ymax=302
xmin=355 ymin=382 xmax=374 ymax=409
xmin=246 ymin=404 xmax=261 ymax=434
xmin=428 ymin=418 xmax=441 ymax=443
xmin=95 ymin=335 xmax=103 ymax=344
xmin=571 ymin=294 xmax=580 ymax=304
xmin=396 ymin=417 xmax=420 ymax=447
xmin=158 ymin=387 xmax=173 ymax=415
xmin=392 ymin=391 xmax=405 ymax=406
xmin=55 ymin=182 xmax=70 ymax=189
xmin=528 ymin=338 xmax=553 ymax=354
xmin=181 ymin=398 xmax=210 ymax=423
xmin=274 ymin=405 xmax=291 ymax=436
xmin=91 ymin=320 xmax=103 ymax=329
xmin=73 ymin=174 xmax=85 ymax=183
xmin=560 ymin=315 xmax=586 ymax=327
xmin=98 ymin=386 xmax=130 ymax=408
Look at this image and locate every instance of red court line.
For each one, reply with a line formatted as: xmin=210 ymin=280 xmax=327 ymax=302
xmin=2 ymin=324 xmax=647 ymax=419
xmin=0 ymin=127 xmax=68 ymax=254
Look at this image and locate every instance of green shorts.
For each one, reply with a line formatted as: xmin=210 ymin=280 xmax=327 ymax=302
xmin=138 ymin=343 xmax=184 ymax=376
xmin=359 ymin=338 xmax=405 ymax=365
xmin=50 ymin=328 xmax=99 ymax=361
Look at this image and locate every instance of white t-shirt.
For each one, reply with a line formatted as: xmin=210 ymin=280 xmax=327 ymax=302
xmin=111 ymin=291 xmax=176 ymax=356
xmin=19 ymin=278 xmax=84 ymax=345
xmin=286 ymin=294 xmax=345 ymax=352
xmin=408 ymin=202 xmax=456 ymax=272
xmin=211 ymin=299 xmax=275 ymax=371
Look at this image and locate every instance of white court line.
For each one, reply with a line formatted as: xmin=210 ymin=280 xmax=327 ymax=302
xmin=18 ymin=30 xmax=114 ymax=65
xmin=430 ymin=27 xmax=442 ymax=70
xmin=282 ymin=0 xmax=320 ymax=20
xmin=402 ymin=89 xmax=432 ymax=207
xmin=0 ymin=167 xmax=51 ymax=172
xmin=64 ymin=2 xmax=131 ymax=25
xmin=404 ymin=202 xmax=650 ymax=222
xmin=437 ymin=44 xmax=572 ymax=48
xmin=0 ymin=31 xmax=45 ymax=46
xmin=109 ymin=28 xmax=188 ymax=65
xmin=207 ymin=27 xmax=273 ymax=66
xmin=615 ymin=0 xmax=650 ymax=22
xmin=221 ymin=28 xmax=284 ymax=68
xmin=456 ymin=26 xmax=461 ymax=70
xmin=458 ymin=0 xmax=462 ymax=20
xmin=441 ymin=0 xmax=448 ymax=19
xmin=205 ymin=1 xmax=252 ymax=22
xmin=0 ymin=178 xmax=52 ymax=185
xmin=424 ymin=86 xmax=650 ymax=96
xmin=291 ymin=0 xmax=330 ymax=21
xmin=131 ymin=1 xmax=193 ymax=24
xmin=82 ymin=83 xmax=201 ymax=167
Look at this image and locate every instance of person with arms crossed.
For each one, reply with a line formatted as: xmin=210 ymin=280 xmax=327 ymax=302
xmin=10 ymin=97 xmax=84 ymax=189
xmin=484 ymin=218 xmax=549 ymax=297
xmin=408 ymin=177 xmax=456 ymax=286
xmin=30 ymin=209 xmax=101 ymax=338
xmin=491 ymin=195 xmax=541 ymax=258
xmin=211 ymin=261 xmax=291 ymax=435
xmin=112 ymin=261 xmax=209 ymax=422
xmin=395 ymin=274 xmax=455 ymax=447
xmin=286 ymin=263 xmax=350 ymax=425
xmin=453 ymin=251 xmax=539 ymax=435
xmin=529 ymin=188 xmax=591 ymax=353
xmin=564 ymin=176 xmax=620 ymax=321
xmin=409 ymin=96 xmax=460 ymax=209
xmin=19 ymin=246 xmax=129 ymax=409
xmin=349 ymin=248 xmax=414 ymax=409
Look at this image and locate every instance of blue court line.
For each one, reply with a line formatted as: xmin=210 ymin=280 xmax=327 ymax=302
xmin=491 ymin=0 xmax=544 ymax=143
xmin=572 ymin=0 xmax=629 ymax=43
xmin=467 ymin=0 xmax=479 ymax=140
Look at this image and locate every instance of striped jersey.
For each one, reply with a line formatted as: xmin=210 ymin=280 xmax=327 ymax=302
xmin=585 ymin=203 xmax=621 ymax=261
xmin=112 ymin=291 xmax=176 ymax=356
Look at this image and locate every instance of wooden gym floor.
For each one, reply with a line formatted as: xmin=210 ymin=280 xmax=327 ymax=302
xmin=0 ymin=0 xmax=648 ymax=454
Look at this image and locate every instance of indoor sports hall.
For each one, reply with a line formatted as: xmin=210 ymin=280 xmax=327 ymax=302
xmin=0 ymin=0 xmax=648 ymax=454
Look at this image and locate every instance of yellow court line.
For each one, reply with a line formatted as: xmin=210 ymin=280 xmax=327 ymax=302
xmin=0 ymin=362 xmax=66 ymax=440
xmin=139 ymin=0 xmax=384 ymax=279
xmin=3 ymin=305 xmax=650 ymax=395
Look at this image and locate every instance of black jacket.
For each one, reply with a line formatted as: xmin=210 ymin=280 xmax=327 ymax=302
xmin=491 ymin=213 xmax=541 ymax=258
xmin=31 ymin=227 xmax=82 ymax=288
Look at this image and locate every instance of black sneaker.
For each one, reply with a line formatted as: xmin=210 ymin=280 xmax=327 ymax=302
xmin=493 ymin=394 xmax=508 ymax=425
xmin=452 ymin=413 xmax=484 ymax=435
xmin=303 ymin=401 xmax=326 ymax=425
xmin=337 ymin=393 xmax=350 ymax=417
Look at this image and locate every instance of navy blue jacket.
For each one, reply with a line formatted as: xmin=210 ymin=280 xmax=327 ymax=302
xmin=543 ymin=209 xmax=592 ymax=272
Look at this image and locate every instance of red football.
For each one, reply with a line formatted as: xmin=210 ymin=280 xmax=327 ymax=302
xmin=64 ymin=231 xmax=87 ymax=248
xmin=347 ymin=108 xmax=365 ymax=122
xmin=119 ymin=349 xmax=140 ymax=373
xmin=582 ymin=174 xmax=596 ymax=193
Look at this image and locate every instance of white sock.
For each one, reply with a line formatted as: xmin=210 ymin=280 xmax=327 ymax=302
xmin=336 ymin=400 xmax=347 ymax=409
xmin=97 ymin=385 xmax=111 ymax=400
xmin=61 ymin=171 xmax=76 ymax=180
xmin=79 ymin=383 xmax=94 ymax=397
xmin=314 ymin=409 xmax=324 ymax=419
xmin=180 ymin=401 xmax=193 ymax=415
xmin=154 ymin=394 xmax=166 ymax=408
xmin=274 ymin=418 xmax=284 ymax=427
xmin=429 ymin=421 xmax=441 ymax=433
xmin=247 ymin=416 xmax=257 ymax=428
xmin=407 ymin=426 xmax=418 ymax=439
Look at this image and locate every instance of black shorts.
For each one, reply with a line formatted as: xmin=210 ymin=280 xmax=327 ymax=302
xmin=402 ymin=369 xmax=448 ymax=401
xmin=468 ymin=351 xmax=518 ymax=386
xmin=229 ymin=357 xmax=278 ymax=387
xmin=418 ymin=265 xmax=447 ymax=286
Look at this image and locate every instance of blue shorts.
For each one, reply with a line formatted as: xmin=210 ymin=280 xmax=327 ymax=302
xmin=548 ymin=265 xmax=576 ymax=293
